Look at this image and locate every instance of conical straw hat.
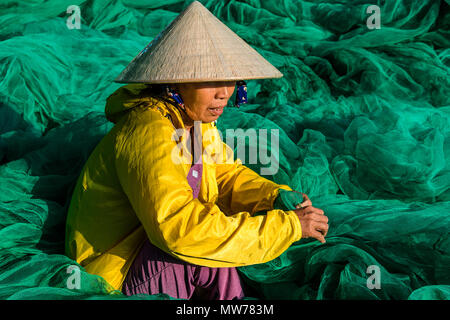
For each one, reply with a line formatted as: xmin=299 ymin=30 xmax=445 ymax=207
xmin=114 ymin=1 xmax=283 ymax=83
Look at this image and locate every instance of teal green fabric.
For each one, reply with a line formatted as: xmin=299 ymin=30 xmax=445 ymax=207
xmin=1 ymin=0 xmax=449 ymax=300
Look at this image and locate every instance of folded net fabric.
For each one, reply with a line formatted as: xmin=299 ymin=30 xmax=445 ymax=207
xmin=0 ymin=0 xmax=449 ymax=299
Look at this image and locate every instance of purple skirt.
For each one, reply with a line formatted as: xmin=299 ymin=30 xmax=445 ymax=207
xmin=121 ymin=240 xmax=244 ymax=300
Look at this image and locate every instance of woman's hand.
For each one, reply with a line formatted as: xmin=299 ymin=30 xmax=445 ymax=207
xmin=293 ymin=192 xmax=312 ymax=208
xmin=293 ymin=194 xmax=328 ymax=243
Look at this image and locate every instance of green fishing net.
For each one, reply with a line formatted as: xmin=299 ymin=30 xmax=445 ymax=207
xmin=1 ymin=0 xmax=449 ymax=300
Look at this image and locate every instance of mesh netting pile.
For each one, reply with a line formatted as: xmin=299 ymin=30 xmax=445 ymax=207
xmin=0 ymin=0 xmax=449 ymax=299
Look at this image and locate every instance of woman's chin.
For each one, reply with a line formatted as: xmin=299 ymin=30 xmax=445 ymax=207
xmin=201 ymin=115 xmax=221 ymax=123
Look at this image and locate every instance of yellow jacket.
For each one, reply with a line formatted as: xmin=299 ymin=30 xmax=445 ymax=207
xmin=65 ymin=84 xmax=302 ymax=291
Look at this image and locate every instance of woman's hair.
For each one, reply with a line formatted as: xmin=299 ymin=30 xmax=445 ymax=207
xmin=141 ymin=83 xmax=168 ymax=100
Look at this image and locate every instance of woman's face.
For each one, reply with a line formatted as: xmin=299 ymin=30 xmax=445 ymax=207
xmin=174 ymin=81 xmax=236 ymax=123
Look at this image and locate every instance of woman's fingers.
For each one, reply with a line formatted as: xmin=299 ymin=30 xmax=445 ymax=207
xmin=311 ymin=207 xmax=324 ymax=215
xmin=302 ymin=207 xmax=326 ymax=218
xmin=297 ymin=199 xmax=312 ymax=208
xmin=296 ymin=200 xmax=312 ymax=209
xmin=310 ymin=220 xmax=328 ymax=242
xmin=314 ymin=212 xmax=328 ymax=224
xmin=311 ymin=229 xmax=326 ymax=243
xmin=293 ymin=191 xmax=312 ymax=209
xmin=297 ymin=210 xmax=329 ymax=244
xmin=314 ymin=221 xmax=329 ymax=237
xmin=293 ymin=194 xmax=329 ymax=244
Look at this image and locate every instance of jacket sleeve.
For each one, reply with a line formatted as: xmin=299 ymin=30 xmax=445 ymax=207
xmin=214 ymin=137 xmax=295 ymax=215
xmin=114 ymin=111 xmax=302 ymax=268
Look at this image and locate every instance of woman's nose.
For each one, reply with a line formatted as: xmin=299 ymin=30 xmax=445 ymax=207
xmin=215 ymin=83 xmax=235 ymax=99
xmin=215 ymin=86 xmax=229 ymax=99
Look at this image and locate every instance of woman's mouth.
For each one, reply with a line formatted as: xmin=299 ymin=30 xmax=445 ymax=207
xmin=208 ymin=107 xmax=224 ymax=116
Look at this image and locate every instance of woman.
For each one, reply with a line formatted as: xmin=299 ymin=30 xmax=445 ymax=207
xmin=65 ymin=1 xmax=328 ymax=300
